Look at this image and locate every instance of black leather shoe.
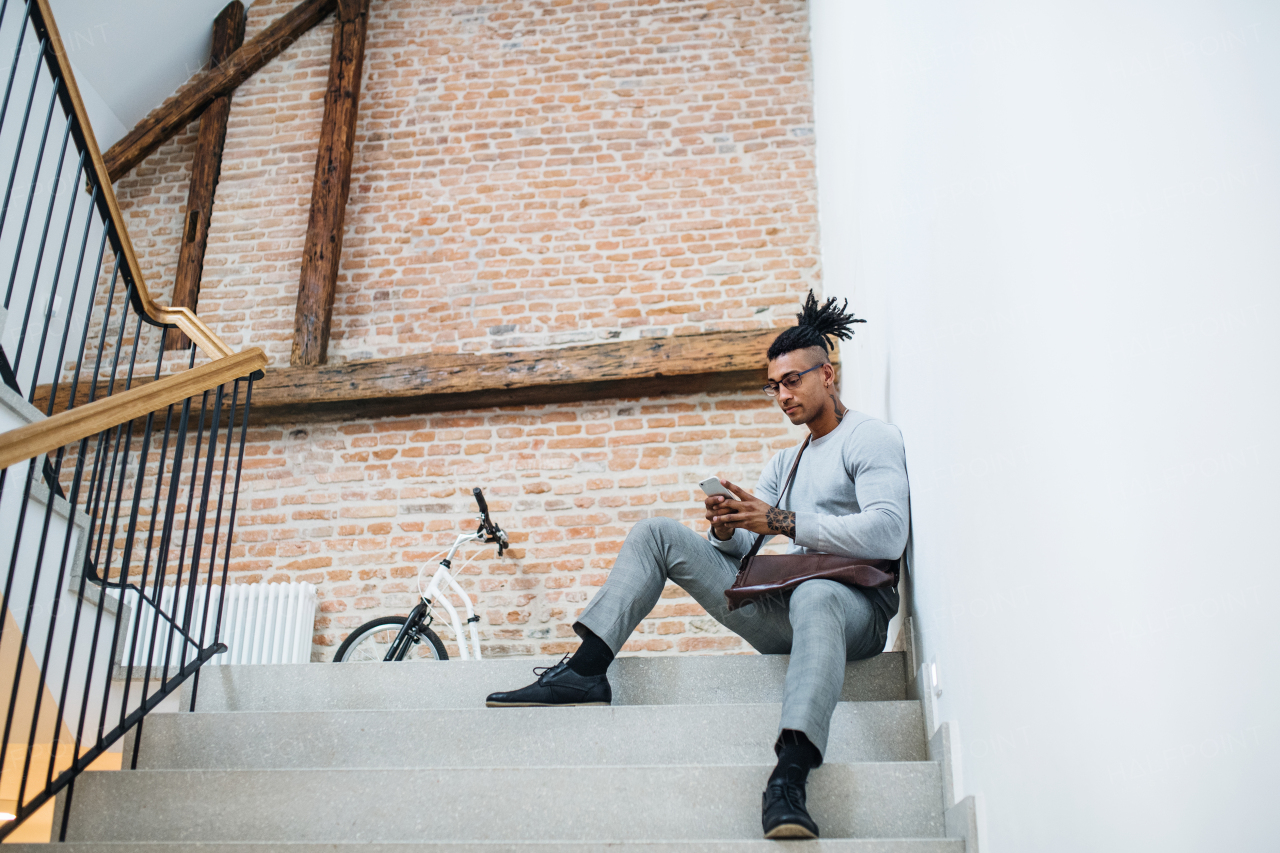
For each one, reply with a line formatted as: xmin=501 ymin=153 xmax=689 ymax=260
xmin=485 ymin=657 xmax=611 ymax=707
xmin=762 ymin=776 xmax=820 ymax=839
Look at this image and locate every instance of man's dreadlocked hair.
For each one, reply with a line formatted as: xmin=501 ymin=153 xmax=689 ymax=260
xmin=766 ymin=290 xmax=866 ymax=361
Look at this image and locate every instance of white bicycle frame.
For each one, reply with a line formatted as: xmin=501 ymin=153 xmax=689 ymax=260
xmin=420 ymin=530 xmax=487 ymax=660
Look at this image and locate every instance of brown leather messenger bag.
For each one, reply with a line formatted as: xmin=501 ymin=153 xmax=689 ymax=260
xmin=724 ymin=434 xmax=899 ymax=612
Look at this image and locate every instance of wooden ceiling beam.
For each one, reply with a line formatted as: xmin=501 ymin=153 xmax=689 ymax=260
xmin=102 ymin=0 xmax=338 ymax=182
xmin=165 ymin=1 xmax=246 ymax=351
xmin=36 ymin=330 xmax=810 ymax=423
xmin=251 ymin=329 xmax=793 ymax=421
xmin=290 ymin=0 xmax=371 ymax=366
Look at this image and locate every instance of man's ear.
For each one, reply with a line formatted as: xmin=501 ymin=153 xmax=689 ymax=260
xmin=822 ymin=362 xmax=836 ymax=387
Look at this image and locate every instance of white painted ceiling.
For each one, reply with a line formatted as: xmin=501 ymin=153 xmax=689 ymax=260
xmin=49 ymin=0 xmax=259 ymax=149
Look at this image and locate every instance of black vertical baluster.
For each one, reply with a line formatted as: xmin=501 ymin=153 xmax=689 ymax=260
xmin=128 ymin=716 xmax=143 ymax=771
xmin=56 ymin=775 xmax=72 ymax=842
xmin=161 ymin=386 xmax=209 ymax=681
xmin=69 ymin=254 xmax=125 ymax=607
xmin=116 ymin=339 xmax=168 ymax=726
xmin=70 ymin=284 xmax=132 ymax=753
xmin=145 ymin=363 xmax=195 ymax=703
xmin=132 ymin=323 xmax=182 ymax=699
xmin=187 ymin=385 xmax=224 ymax=649
xmin=0 ymin=2 xmax=35 ymax=142
xmin=89 ymin=314 xmax=145 ymax=741
xmin=186 ymin=384 xmax=226 ymax=681
xmin=131 ymin=400 xmax=176 ymax=706
xmin=24 ymin=146 xmax=87 ymax=391
xmin=0 ymin=454 xmax=43 ymax=790
xmin=2 ymin=63 xmax=59 ymax=308
xmin=0 ymin=1 xmax=11 ymax=65
xmin=11 ymin=113 xmax=73 ymax=373
xmin=189 ymin=382 xmax=235 ymax=712
xmin=109 ymin=327 xmax=163 ymax=734
xmin=74 ymin=422 xmax=129 ymax=759
xmin=59 ymin=398 xmax=121 ymax=780
xmin=79 ymin=286 xmax=130 ymax=580
xmin=78 ymin=250 xmax=121 ymax=410
xmin=85 ymin=418 xmax=132 ymax=745
xmin=13 ymin=409 xmax=84 ymax=806
xmin=0 ymin=448 xmax=32 ymax=648
xmin=0 ymin=33 xmax=43 ymax=269
xmin=39 ymin=184 xmax=98 ymax=419
xmin=44 ymin=422 xmax=110 ymax=791
xmin=193 ymin=381 xmax=240 ymax=712
xmin=212 ymin=379 xmax=253 ymax=648
xmin=54 ymin=224 xmax=110 ymax=415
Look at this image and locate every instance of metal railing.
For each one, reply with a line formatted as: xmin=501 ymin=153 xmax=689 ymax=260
xmin=0 ymin=0 xmax=267 ymax=839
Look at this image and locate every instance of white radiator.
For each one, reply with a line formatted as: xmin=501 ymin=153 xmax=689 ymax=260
xmin=117 ymin=581 xmax=317 ymax=667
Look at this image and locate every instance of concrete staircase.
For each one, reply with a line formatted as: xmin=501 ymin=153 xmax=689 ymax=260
xmin=12 ymin=652 xmax=971 ymax=851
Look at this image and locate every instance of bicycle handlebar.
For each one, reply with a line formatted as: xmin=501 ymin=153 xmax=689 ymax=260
xmin=472 ymin=487 xmax=507 ymax=556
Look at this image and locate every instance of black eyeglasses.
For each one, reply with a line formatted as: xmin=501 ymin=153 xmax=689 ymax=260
xmin=762 ymin=364 xmax=823 ymax=397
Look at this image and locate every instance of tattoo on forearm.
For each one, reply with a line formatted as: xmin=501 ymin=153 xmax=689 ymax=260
xmin=830 ymin=393 xmax=846 ymax=423
xmin=766 ymin=508 xmax=796 ymax=538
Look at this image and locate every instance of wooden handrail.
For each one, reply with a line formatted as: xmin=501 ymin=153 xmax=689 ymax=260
xmin=31 ymin=0 xmax=236 ymax=362
xmin=0 ymin=348 xmax=267 ymax=471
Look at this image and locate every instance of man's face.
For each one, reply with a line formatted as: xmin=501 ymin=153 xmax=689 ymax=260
xmin=767 ymin=348 xmax=833 ymax=426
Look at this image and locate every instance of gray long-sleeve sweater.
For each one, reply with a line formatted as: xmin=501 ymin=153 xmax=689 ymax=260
xmin=708 ymin=409 xmax=911 ymax=619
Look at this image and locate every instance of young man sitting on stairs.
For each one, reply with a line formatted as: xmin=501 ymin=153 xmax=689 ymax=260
xmin=486 ymin=292 xmax=910 ymax=841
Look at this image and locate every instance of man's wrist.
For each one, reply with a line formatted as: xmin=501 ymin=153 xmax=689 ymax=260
xmin=765 ymin=508 xmax=796 ymax=540
xmin=710 ymin=525 xmax=734 ymax=541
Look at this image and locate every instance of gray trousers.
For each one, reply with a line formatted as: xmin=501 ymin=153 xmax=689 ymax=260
xmin=575 ymin=517 xmax=888 ymax=759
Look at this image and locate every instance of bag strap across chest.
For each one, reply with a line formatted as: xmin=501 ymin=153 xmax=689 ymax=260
xmin=738 ymin=435 xmax=810 ymax=571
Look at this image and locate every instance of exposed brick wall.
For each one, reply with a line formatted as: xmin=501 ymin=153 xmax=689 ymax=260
xmin=329 ymin=0 xmax=818 ymax=360
xmin=107 ymin=0 xmax=822 ymax=660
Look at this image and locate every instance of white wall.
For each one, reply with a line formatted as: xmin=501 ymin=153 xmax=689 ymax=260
xmin=810 ymin=1 xmax=1280 ymax=851
xmin=49 ymin=0 xmax=261 ymax=149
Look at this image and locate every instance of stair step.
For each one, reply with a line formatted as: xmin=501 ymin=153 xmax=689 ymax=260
xmin=59 ymin=764 xmax=944 ymax=843
xmin=132 ymin=701 xmax=926 ymax=769
xmin=6 ymin=841 xmax=966 ymax=852
xmin=186 ymin=653 xmax=907 ymax=712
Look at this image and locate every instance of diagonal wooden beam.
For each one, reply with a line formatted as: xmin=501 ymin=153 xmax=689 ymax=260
xmin=165 ymin=1 xmax=246 ymax=351
xmin=291 ymin=0 xmax=371 ymax=367
xmin=102 ymin=0 xmax=337 ymax=182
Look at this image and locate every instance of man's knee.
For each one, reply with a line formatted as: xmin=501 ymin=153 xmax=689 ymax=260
xmin=789 ymin=579 xmax=849 ymax=623
xmin=628 ymin=515 xmax=686 ymax=545
xmin=617 ymin=516 xmax=688 ymax=580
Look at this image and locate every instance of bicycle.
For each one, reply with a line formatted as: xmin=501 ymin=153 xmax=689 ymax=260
xmin=333 ymin=487 xmax=509 ymax=662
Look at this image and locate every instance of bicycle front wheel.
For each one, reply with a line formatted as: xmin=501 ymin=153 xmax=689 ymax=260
xmin=333 ymin=616 xmax=449 ymax=662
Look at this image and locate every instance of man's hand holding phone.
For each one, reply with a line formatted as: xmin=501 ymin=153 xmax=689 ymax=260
xmin=700 ymin=477 xmax=781 ymax=540
xmin=701 ymin=477 xmax=738 ymax=541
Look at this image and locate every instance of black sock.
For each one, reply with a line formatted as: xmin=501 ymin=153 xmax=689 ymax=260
xmin=770 ymin=729 xmax=821 ymax=785
xmin=567 ymin=627 xmax=614 ymax=677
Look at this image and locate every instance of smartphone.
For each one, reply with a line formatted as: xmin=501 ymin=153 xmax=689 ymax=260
xmin=699 ymin=476 xmax=735 ymax=499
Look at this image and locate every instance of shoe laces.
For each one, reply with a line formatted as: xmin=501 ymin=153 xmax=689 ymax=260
xmin=532 ymin=652 xmax=571 ymax=681
xmin=767 ymin=776 xmax=807 ymax=811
